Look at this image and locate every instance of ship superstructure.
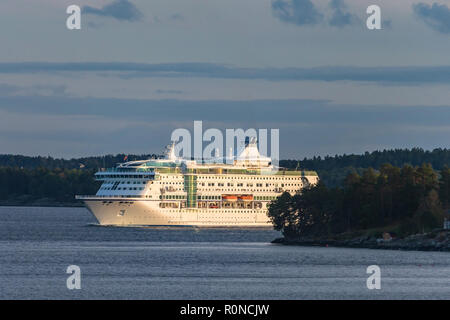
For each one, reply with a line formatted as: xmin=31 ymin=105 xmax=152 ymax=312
xmin=76 ymin=140 xmax=318 ymax=227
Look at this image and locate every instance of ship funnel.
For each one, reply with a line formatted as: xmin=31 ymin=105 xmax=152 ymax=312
xmin=236 ymin=136 xmax=271 ymax=167
xmin=245 ymin=136 xmax=257 ymax=146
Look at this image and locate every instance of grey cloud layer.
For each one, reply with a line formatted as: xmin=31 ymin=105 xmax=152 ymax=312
xmin=0 ymin=83 xmax=67 ymax=97
xmin=271 ymin=0 xmax=359 ymax=28
xmin=1 ymin=62 xmax=450 ymax=84
xmin=1 ymin=95 xmax=449 ymax=157
xmin=271 ymin=0 xmax=323 ymax=26
xmin=83 ymin=0 xmax=143 ymax=22
xmin=1 ymin=95 xmax=449 ymax=127
xmin=329 ymin=0 xmax=359 ymax=27
xmin=413 ymin=2 xmax=450 ymax=34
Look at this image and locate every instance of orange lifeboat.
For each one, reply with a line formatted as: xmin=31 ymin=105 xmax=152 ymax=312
xmin=222 ymin=195 xmax=238 ymax=201
xmin=239 ymin=195 xmax=254 ymax=201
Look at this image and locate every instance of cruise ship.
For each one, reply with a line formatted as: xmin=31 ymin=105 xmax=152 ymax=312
xmin=76 ymin=140 xmax=318 ymax=227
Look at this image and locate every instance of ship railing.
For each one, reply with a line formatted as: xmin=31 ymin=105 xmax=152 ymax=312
xmin=76 ymin=195 xmax=146 ymax=199
xmin=97 ymin=167 xmax=156 ymax=173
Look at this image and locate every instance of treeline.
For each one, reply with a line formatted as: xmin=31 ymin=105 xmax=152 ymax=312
xmin=0 ymin=167 xmax=101 ymax=204
xmin=0 ymin=154 xmax=160 ymax=170
xmin=280 ymin=148 xmax=450 ymax=187
xmin=269 ymin=164 xmax=450 ymax=238
xmin=0 ymin=148 xmax=449 ymax=206
xmin=2 ymin=147 xmax=449 ymax=182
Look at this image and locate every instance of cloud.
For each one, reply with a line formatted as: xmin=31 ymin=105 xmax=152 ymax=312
xmin=383 ymin=19 xmax=393 ymax=29
xmin=1 ymin=62 xmax=450 ymax=85
xmin=1 ymin=94 xmax=449 ymax=129
xmin=271 ymin=0 xmax=359 ymax=28
xmin=155 ymin=89 xmax=184 ymax=94
xmin=1 ymin=95 xmax=449 ymax=158
xmin=82 ymin=0 xmax=143 ymax=22
xmin=169 ymin=14 xmax=184 ymax=21
xmin=0 ymin=83 xmax=67 ymax=97
xmin=328 ymin=0 xmax=359 ymax=27
xmin=413 ymin=2 xmax=450 ymax=34
xmin=271 ymin=0 xmax=323 ymax=26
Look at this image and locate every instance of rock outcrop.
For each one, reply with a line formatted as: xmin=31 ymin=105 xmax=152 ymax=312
xmin=272 ymin=229 xmax=450 ymax=252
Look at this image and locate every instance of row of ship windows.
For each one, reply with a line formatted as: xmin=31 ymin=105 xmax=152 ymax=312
xmin=200 ymin=182 xmax=301 ymax=187
xmin=159 ymin=175 xmax=302 ymax=181
xmin=161 ymin=188 xmax=295 ymax=193
xmin=159 ymin=210 xmax=264 ymax=214
xmin=198 ymin=176 xmax=300 ymax=181
xmin=159 ymin=181 xmax=302 ymax=187
xmin=97 ymin=175 xmax=153 ymax=179
xmin=98 ymin=195 xmax=145 ymax=198
xmin=96 ymin=195 xmax=277 ymax=201
xmin=159 ymin=201 xmax=257 ymax=210
xmin=101 ymin=179 xmax=309 ymax=187
xmin=199 ymin=189 xmax=292 ymax=192
xmin=100 ymin=188 xmax=294 ymax=193
xmin=159 ymin=195 xmax=277 ymax=200
xmin=100 ymin=187 xmax=145 ymax=191
xmin=103 ymin=181 xmax=148 ymax=185
xmin=97 ymin=195 xmax=277 ymax=200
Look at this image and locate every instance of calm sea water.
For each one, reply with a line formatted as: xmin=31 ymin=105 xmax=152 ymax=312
xmin=0 ymin=206 xmax=448 ymax=300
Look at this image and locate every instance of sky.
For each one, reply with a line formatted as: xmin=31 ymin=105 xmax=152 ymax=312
xmin=0 ymin=0 xmax=449 ymax=159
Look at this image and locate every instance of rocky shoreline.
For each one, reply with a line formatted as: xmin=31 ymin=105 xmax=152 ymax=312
xmin=272 ymin=229 xmax=450 ymax=252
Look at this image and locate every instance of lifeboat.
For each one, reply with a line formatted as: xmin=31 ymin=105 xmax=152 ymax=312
xmin=222 ymin=195 xmax=238 ymax=201
xmin=239 ymin=195 xmax=254 ymax=201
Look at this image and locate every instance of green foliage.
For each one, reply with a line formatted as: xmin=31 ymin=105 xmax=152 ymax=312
xmin=268 ymin=183 xmax=342 ymax=237
xmin=280 ymin=148 xmax=450 ymax=187
xmin=413 ymin=189 xmax=444 ymax=233
xmin=267 ymin=192 xmax=295 ymax=233
xmin=0 ymin=167 xmax=100 ymax=204
xmin=269 ymin=163 xmax=448 ymax=238
xmin=0 ymin=153 xmax=161 ymax=204
xmin=439 ymin=165 xmax=450 ymax=209
xmin=0 ymin=154 xmax=161 ymax=170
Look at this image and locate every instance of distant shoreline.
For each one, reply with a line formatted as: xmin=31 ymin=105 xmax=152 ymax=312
xmin=272 ymin=230 xmax=450 ymax=252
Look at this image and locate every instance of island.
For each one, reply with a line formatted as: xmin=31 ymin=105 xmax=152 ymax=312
xmin=269 ymin=164 xmax=450 ymax=251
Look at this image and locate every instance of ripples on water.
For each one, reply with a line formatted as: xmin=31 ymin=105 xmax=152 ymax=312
xmin=0 ymin=206 xmax=449 ymax=299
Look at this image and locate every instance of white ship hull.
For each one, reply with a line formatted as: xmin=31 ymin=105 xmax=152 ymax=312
xmin=82 ymin=198 xmax=272 ymax=227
